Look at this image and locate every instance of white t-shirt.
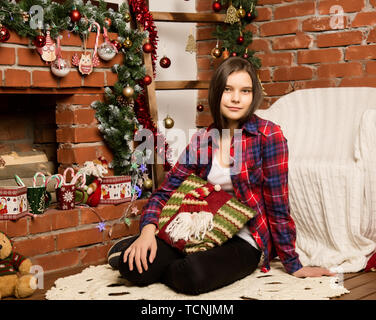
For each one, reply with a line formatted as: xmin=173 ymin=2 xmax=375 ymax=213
xmin=207 ymin=150 xmax=260 ymax=251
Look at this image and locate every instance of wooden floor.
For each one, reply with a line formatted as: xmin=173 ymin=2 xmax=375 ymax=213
xmin=3 ymin=265 xmax=376 ymax=300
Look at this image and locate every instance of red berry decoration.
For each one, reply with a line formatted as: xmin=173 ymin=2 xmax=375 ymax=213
xmin=0 ymin=26 xmax=10 ymax=42
xmin=142 ymin=42 xmax=153 ymax=53
xmin=70 ymin=9 xmax=81 ymax=23
xmin=212 ymin=1 xmax=222 ymax=12
xmin=111 ymin=40 xmax=122 ymax=51
xmin=160 ymin=56 xmax=171 ymax=68
xmin=237 ymin=35 xmax=244 ymax=45
xmin=33 ymin=35 xmax=46 ymax=48
xmin=197 ymin=104 xmax=204 ymax=112
xmin=143 ymin=75 xmax=152 ymax=85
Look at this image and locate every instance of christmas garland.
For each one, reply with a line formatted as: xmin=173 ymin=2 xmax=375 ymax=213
xmin=0 ymin=0 xmax=172 ymax=199
xmin=211 ymin=0 xmax=260 ymax=68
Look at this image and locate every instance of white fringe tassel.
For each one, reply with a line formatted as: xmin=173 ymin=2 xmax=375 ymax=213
xmin=166 ymin=211 xmax=214 ymax=243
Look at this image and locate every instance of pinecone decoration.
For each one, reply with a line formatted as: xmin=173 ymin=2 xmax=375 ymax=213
xmin=116 ymin=95 xmax=127 ymax=107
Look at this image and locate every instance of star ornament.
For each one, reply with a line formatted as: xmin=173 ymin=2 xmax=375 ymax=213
xmin=97 ymin=222 xmax=106 ymax=232
xmin=131 ymin=206 xmax=139 ymax=216
xmin=140 ymin=164 xmax=147 ymax=173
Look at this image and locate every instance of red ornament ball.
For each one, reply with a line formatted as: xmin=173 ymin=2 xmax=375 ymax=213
xmin=0 ymin=26 xmax=10 ymax=42
xmin=212 ymin=1 xmax=222 ymax=12
xmin=245 ymin=11 xmax=255 ymax=23
xmin=70 ymin=9 xmax=81 ymax=23
xmin=34 ymin=35 xmax=46 ymax=48
xmin=142 ymin=42 xmax=153 ymax=53
xmin=143 ymin=75 xmax=152 ymax=86
xmin=197 ymin=104 xmax=204 ymax=112
xmin=160 ymin=56 xmax=171 ymax=68
xmin=231 ymin=52 xmax=238 ymax=57
xmin=111 ymin=40 xmax=122 ymax=51
xmin=243 ymin=52 xmax=249 ymax=59
xmin=237 ymin=36 xmax=244 ymax=44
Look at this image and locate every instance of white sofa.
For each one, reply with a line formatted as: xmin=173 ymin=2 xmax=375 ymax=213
xmin=256 ymin=87 xmax=376 ymax=272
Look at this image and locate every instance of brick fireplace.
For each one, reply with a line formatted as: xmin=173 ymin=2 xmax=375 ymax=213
xmin=0 ymin=30 xmax=146 ymax=274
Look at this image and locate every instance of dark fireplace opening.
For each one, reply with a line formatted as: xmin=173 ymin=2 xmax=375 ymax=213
xmin=0 ymin=94 xmax=58 ymax=189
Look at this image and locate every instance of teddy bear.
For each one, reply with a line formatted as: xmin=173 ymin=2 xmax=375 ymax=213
xmin=0 ymin=232 xmax=37 ymax=299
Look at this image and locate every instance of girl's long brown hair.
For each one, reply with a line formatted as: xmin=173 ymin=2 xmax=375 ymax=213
xmin=208 ymin=57 xmax=264 ymax=133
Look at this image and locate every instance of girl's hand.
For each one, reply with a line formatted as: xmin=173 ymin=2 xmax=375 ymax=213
xmin=123 ymin=224 xmax=157 ymax=274
xmin=292 ymin=266 xmax=336 ymax=278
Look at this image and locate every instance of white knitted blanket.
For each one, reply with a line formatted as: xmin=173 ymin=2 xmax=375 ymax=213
xmin=45 ymin=261 xmax=349 ymax=300
xmin=256 ymin=87 xmax=376 ymax=273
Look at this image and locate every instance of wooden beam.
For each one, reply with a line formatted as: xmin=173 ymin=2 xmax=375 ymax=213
xmin=155 ymin=80 xmax=210 ymax=90
xmin=150 ymin=12 xmax=225 ymax=23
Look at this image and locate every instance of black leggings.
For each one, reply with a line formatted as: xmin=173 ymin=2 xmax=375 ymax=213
xmin=118 ymin=235 xmax=261 ymax=295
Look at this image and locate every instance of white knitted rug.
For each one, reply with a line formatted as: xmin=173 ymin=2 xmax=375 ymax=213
xmin=45 ymin=261 xmax=349 ymax=300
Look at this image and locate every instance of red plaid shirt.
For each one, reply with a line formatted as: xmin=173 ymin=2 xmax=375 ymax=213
xmin=140 ymin=114 xmax=303 ymax=274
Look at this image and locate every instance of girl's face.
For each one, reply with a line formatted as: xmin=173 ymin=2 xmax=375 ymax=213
xmin=220 ymin=70 xmax=253 ymax=128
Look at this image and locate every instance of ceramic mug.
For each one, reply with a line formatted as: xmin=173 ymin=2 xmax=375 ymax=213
xmin=27 ymin=186 xmax=52 ymax=215
xmin=56 ymin=184 xmax=76 ymax=210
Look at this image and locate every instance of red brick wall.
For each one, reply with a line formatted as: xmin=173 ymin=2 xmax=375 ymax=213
xmin=0 ymin=29 xmax=143 ymax=276
xmin=0 ymin=200 xmax=146 ymax=274
xmin=196 ymin=0 xmax=376 ymax=126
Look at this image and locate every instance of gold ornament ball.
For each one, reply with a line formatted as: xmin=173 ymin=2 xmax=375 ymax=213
xmin=237 ymin=6 xmax=246 ymax=18
xmin=143 ymin=178 xmax=153 ymax=189
xmin=163 ymin=115 xmax=174 ymax=129
xmin=123 ymin=85 xmax=134 ymax=98
xmin=123 ymin=37 xmax=133 ymax=49
xmin=124 ymin=12 xmax=131 ymax=23
xmin=211 ymin=46 xmax=222 ymax=58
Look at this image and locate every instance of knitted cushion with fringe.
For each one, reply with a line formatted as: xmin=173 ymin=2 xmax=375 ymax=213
xmin=157 ymin=174 xmax=258 ymax=254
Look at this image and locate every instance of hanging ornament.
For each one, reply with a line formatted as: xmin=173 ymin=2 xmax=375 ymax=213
xmin=51 ymin=36 xmax=70 ymax=77
xmin=142 ymin=75 xmax=152 ymax=86
xmin=237 ymin=34 xmax=245 ymax=45
xmin=245 ymin=3 xmax=256 ymax=22
xmin=0 ymin=25 xmax=10 ymax=43
xmin=124 ymin=12 xmax=131 ymax=23
xmin=142 ymin=41 xmax=153 ymax=53
xmin=123 ymin=85 xmax=134 ymax=98
xmin=163 ymin=115 xmax=174 ymax=129
xmin=33 ymin=34 xmax=46 ymax=48
xmin=223 ymin=48 xmax=230 ymax=59
xmin=72 ymin=22 xmax=101 ymax=75
xmin=104 ymin=17 xmax=112 ymax=28
xmin=212 ymin=1 xmax=222 ymax=12
xmin=22 ymin=11 xmax=29 ymax=22
xmin=211 ymin=41 xmax=222 ymax=58
xmin=98 ymin=42 xmax=117 ymax=61
xmin=70 ymin=8 xmax=81 ymax=23
xmin=160 ymin=56 xmax=171 ymax=68
xmin=123 ymin=37 xmax=133 ymax=49
xmin=111 ymin=39 xmax=122 ymax=51
xmin=237 ymin=5 xmax=246 ymax=18
xmin=185 ymin=29 xmax=197 ymax=54
xmin=97 ymin=27 xmax=118 ymax=61
xmin=197 ymin=104 xmax=204 ymax=112
xmin=36 ymin=31 xmax=57 ymax=62
xmin=231 ymin=52 xmax=238 ymax=57
xmin=225 ymin=2 xmax=240 ymax=24
xmin=51 ymin=58 xmax=70 ymax=77
xmin=143 ymin=178 xmax=153 ymax=190
xmin=243 ymin=48 xmax=249 ymax=59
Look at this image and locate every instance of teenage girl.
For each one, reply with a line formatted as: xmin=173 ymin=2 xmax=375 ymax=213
xmin=107 ymin=57 xmax=335 ymax=295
